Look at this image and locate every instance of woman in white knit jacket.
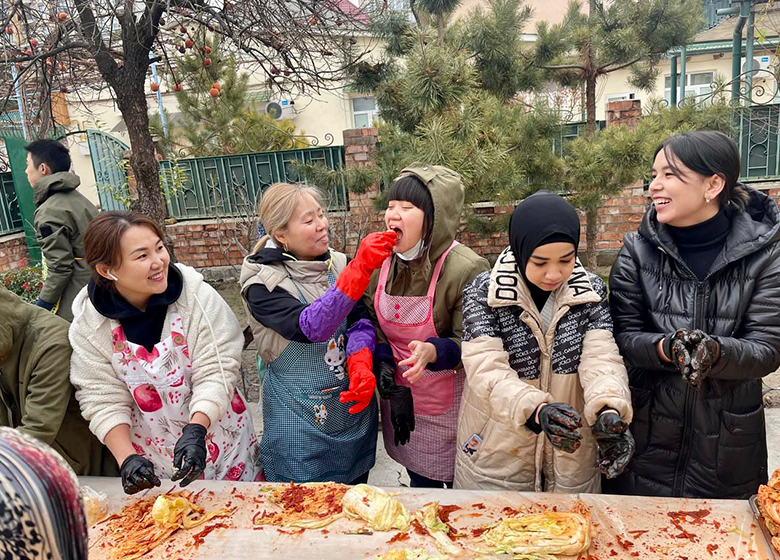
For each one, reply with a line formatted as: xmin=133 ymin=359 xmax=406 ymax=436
xmin=69 ymin=211 xmax=259 ymax=494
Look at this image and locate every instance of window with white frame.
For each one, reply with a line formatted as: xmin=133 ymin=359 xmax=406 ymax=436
xmin=352 ymin=96 xmax=379 ymax=128
xmin=664 ymin=71 xmax=714 ymax=104
xmin=605 ymin=92 xmax=636 ymax=108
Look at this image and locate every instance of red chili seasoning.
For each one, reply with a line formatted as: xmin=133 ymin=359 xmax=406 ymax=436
xmin=192 ymin=523 xmax=229 ymax=549
xmin=387 ymin=532 xmax=410 ymax=544
xmin=439 ymin=505 xmax=461 ymax=524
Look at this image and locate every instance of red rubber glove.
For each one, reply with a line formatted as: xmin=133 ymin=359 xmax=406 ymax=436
xmin=340 ymin=347 xmax=376 ymax=414
xmin=335 ymin=231 xmax=397 ymax=300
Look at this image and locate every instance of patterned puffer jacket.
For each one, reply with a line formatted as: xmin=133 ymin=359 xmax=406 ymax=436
xmin=454 ymin=248 xmax=632 ymax=493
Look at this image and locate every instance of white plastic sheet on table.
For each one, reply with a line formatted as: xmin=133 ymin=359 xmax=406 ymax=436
xmin=81 ymin=477 xmax=775 ymax=559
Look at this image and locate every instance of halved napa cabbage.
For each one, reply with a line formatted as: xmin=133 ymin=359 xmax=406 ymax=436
xmin=479 ymin=500 xmax=591 ymax=556
xmin=342 ymin=484 xmax=411 ymax=531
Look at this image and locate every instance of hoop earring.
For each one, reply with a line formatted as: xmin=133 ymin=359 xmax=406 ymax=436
xmin=283 ymin=242 xmax=289 ymax=252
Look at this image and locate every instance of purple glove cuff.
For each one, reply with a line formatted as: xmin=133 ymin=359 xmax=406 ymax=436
xmin=347 ymin=318 xmax=376 ymax=356
xmin=425 ymin=337 xmax=461 ymax=371
xmin=299 ymin=285 xmax=356 ymax=342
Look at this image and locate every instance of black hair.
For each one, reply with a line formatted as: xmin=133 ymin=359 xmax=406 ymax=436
xmin=654 ymin=130 xmax=749 ymax=213
xmin=24 ymin=139 xmax=71 ymax=174
xmin=386 ymin=174 xmax=435 ymax=241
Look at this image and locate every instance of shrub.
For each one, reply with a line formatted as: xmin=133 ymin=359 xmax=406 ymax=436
xmin=1 ymin=266 xmax=44 ymax=304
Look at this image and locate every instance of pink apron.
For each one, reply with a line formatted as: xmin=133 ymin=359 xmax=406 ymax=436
xmin=375 ymin=241 xmax=464 ymax=481
xmin=111 ymin=308 xmax=259 ymax=482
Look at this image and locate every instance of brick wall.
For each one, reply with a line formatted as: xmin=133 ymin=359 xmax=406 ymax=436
xmin=166 ymin=218 xmax=250 ymax=268
xmin=334 ymin=127 xmax=652 ymax=264
xmin=0 ymin=233 xmax=31 ymax=273
xmin=606 ymin=99 xmax=642 ymax=130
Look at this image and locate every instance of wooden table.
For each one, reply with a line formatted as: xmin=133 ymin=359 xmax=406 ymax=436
xmin=81 ymin=477 xmax=775 ymax=559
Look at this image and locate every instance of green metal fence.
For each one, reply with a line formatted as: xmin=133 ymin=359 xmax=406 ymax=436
xmin=0 ymin=172 xmax=22 ymax=235
xmin=735 ymin=104 xmax=780 ymax=181
xmin=161 ymin=146 xmax=347 ymax=220
xmin=702 ymin=0 xmax=732 ymax=30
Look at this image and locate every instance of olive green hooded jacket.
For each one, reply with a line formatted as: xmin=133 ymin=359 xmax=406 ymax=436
xmin=33 ymin=172 xmax=98 ymax=321
xmin=0 ymin=288 xmax=116 ymax=475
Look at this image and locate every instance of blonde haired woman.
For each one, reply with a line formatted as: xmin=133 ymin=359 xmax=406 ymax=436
xmin=240 ymin=183 xmax=396 ymax=483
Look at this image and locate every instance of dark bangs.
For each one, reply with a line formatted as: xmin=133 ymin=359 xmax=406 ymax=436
xmin=387 ymin=175 xmax=435 ymax=238
xmin=654 ymin=130 xmax=748 ymax=212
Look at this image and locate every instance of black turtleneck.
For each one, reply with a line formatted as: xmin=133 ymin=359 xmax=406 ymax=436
xmin=668 ymin=209 xmax=731 ymax=281
xmin=88 ymin=265 xmax=184 ymax=351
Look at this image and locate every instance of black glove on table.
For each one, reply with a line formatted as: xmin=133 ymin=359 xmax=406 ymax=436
xmin=171 ymin=423 xmax=208 ymax=487
xmin=120 ymin=454 xmax=161 ymax=495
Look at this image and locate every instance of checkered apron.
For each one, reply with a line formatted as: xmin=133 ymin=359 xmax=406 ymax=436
xmin=375 ymin=241 xmax=464 ymax=482
xmin=260 ymin=271 xmax=378 ymax=483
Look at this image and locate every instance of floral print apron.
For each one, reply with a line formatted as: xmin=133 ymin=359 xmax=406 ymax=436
xmin=110 ymin=308 xmax=259 ymax=481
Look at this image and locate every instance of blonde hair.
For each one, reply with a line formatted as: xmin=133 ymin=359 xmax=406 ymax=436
xmin=253 ymin=182 xmax=325 ymax=253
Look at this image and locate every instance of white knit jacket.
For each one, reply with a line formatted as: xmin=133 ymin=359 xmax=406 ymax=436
xmin=68 ymin=264 xmax=243 ymax=443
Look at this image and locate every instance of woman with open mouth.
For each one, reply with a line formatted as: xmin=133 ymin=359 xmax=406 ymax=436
xmin=365 ymin=164 xmax=489 ymax=488
xmin=69 ymin=211 xmax=259 ymax=494
xmin=605 ymin=130 xmax=780 ymax=499
xmin=240 ymin=182 xmax=397 ymax=484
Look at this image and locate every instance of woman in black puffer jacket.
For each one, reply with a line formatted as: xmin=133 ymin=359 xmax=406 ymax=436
xmin=605 ymin=130 xmax=780 ymax=499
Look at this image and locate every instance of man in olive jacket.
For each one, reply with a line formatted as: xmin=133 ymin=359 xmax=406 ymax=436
xmin=0 ymin=287 xmax=117 ymax=475
xmin=25 ymin=139 xmax=98 ymax=321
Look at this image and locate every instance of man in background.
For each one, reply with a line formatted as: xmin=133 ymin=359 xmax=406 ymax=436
xmin=25 ymin=139 xmax=98 ymax=321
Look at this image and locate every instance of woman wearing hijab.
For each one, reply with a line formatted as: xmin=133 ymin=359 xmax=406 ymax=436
xmin=605 ymin=131 xmax=780 ymax=499
xmin=0 ymin=427 xmax=88 ymax=560
xmin=366 ymin=164 xmax=490 ymax=488
xmin=454 ymin=190 xmax=634 ymax=492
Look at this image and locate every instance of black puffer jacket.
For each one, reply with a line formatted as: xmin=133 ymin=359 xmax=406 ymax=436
xmin=605 ymin=187 xmax=780 ymax=499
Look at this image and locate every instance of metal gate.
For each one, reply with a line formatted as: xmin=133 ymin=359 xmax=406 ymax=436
xmin=1 ymin=136 xmax=41 ymax=263
xmin=86 ymin=129 xmax=130 ymax=211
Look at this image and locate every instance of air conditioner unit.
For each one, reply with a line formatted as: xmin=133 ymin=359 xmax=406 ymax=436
xmin=265 ymin=100 xmax=296 ymax=120
xmin=742 ymin=55 xmax=774 ymax=79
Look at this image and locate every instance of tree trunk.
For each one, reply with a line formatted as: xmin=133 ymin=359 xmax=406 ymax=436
xmin=583 ymin=0 xmax=599 ymax=271
xmin=437 ymin=14 xmax=444 ymax=46
xmin=114 ymin=87 xmax=166 ymax=226
xmin=585 ymin=206 xmax=598 ymax=273
xmin=114 ymin=84 xmax=176 ymax=259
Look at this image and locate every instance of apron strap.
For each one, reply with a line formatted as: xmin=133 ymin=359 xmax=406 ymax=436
xmin=377 ymin=255 xmax=393 ymax=293
xmin=426 ymin=240 xmax=459 ymax=298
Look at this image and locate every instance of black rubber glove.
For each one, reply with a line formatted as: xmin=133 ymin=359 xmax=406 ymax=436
xmin=377 ymin=361 xmax=415 ymax=446
xmin=120 ymin=454 xmax=161 ymax=495
xmin=688 ymin=331 xmax=720 ymax=386
xmin=592 ymin=411 xmax=635 ymax=479
xmin=171 ymin=423 xmax=207 ymax=487
xmin=663 ymin=329 xmax=720 ymax=387
xmin=538 ymin=403 xmax=583 ymax=453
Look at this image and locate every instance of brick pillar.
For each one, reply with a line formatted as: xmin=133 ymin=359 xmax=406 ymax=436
xmin=606 ymin=99 xmax=642 ymax=130
xmin=337 ymin=128 xmax=384 ymax=255
xmin=343 ymin=127 xmax=379 ymax=215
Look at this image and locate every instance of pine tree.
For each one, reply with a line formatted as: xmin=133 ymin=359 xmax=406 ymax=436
xmin=562 ymin=97 xmax=737 ymax=265
xmin=533 ymin=0 xmax=703 ymax=269
xmin=350 ymin=0 xmax=561 ymax=204
xmin=164 ymin=33 xmax=306 ymax=157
